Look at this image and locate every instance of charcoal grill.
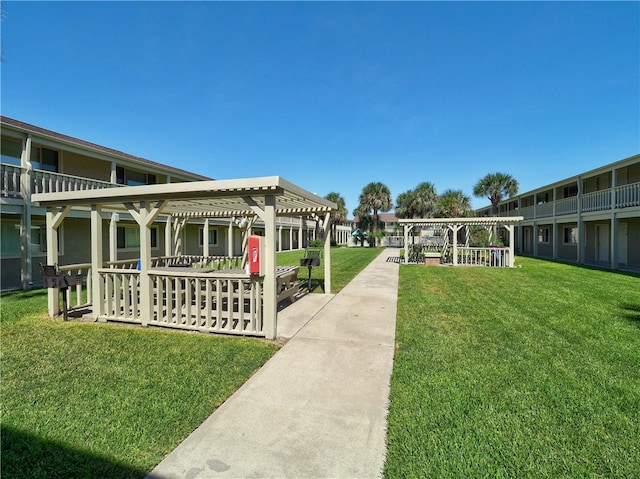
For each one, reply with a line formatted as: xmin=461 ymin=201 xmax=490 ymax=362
xmin=40 ymin=263 xmax=85 ymax=320
xmin=299 ymin=249 xmax=321 ymax=291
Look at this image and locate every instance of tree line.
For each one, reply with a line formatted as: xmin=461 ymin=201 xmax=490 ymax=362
xmin=323 ymin=172 xmax=519 ymax=245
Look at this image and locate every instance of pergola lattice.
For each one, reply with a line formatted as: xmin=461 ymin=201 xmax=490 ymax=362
xmin=33 ymin=176 xmax=335 ymax=339
xmin=399 ymin=216 xmax=524 ymax=267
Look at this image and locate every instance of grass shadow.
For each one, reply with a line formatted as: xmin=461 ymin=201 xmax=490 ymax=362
xmin=1 ymin=425 xmax=147 ymax=479
xmin=621 ymin=303 xmax=640 ymax=325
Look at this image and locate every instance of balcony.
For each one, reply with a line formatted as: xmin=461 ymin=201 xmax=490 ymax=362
xmin=479 ymin=181 xmax=640 ymax=221
xmin=1 ymin=163 xmax=120 ymax=199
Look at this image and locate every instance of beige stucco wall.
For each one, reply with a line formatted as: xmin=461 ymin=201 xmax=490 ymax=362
xmin=583 ymin=173 xmax=612 ymax=193
xmin=62 ymin=151 xmax=112 ymax=181
xmin=556 ymin=222 xmax=578 ymax=261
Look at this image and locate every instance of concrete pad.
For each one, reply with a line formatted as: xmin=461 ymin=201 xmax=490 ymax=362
xmin=146 ymin=248 xmax=399 ymax=479
xmin=276 ymin=293 xmax=335 ymax=340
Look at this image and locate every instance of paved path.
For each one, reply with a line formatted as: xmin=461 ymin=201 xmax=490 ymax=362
xmin=147 ymin=248 xmax=399 ymax=479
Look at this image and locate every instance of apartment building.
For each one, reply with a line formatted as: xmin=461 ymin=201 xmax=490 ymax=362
xmin=476 ymin=154 xmax=640 ymax=271
xmin=0 ymin=117 xmax=318 ymax=290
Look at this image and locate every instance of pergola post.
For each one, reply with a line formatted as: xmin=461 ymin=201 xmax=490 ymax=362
xmin=451 ymin=224 xmax=462 ymax=266
xmin=323 ymin=212 xmax=332 ymax=294
xmin=298 ymin=219 xmax=303 ymax=250
xmin=127 ymin=200 xmax=166 ymax=326
xmin=262 ymin=196 xmax=277 ymax=339
xmin=165 ymin=215 xmax=172 ymax=257
xmin=507 ymin=224 xmax=516 ymax=267
xmin=45 ymin=205 xmax=70 ymax=317
xmin=109 ymin=212 xmax=118 ymax=263
xmin=203 ymin=218 xmax=210 ymax=257
xmin=403 ymin=224 xmax=409 ymax=263
xmin=90 ymin=205 xmax=104 ymax=321
xmin=228 ymin=219 xmax=235 ymax=256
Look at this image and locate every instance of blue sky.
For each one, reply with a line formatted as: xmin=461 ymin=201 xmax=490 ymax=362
xmin=2 ymin=1 xmax=638 ymax=215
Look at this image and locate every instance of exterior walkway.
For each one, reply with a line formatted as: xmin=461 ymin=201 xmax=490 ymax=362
xmin=146 ymin=248 xmax=399 ymax=479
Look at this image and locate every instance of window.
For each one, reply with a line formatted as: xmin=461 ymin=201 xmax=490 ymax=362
xmin=563 ymin=185 xmax=578 ymax=198
xmin=563 ymin=227 xmax=578 ymax=245
xmin=31 ymin=146 xmax=59 ymax=172
xmin=199 ymin=227 xmax=218 ymax=246
xmin=116 ymin=166 xmax=156 ymax=186
xmin=117 ymin=225 xmax=158 ymax=249
xmin=1 ymin=138 xmax=22 ymax=166
xmin=538 ymin=227 xmax=550 ymax=244
xmin=0 ymin=220 xmax=61 ymax=256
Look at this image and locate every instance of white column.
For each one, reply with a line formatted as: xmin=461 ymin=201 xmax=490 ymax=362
xmin=403 ymin=225 xmax=409 ymax=263
xmin=262 ymin=196 xmax=277 ymax=339
xmin=203 ymin=218 xmax=210 ymax=257
xmin=278 ymin=225 xmax=283 ymax=252
xmin=20 ymin=134 xmax=33 ymax=290
xmin=289 ymin=226 xmax=293 ymax=252
xmin=165 ymin=216 xmax=172 ymax=257
xmin=45 ymin=208 xmax=59 ymax=316
xmin=506 ymin=224 xmax=515 ymax=267
xmin=610 ymin=168 xmax=618 ymax=269
xmin=577 ymin=177 xmax=585 ymax=264
xmin=228 ymin=220 xmax=234 ymax=256
xmin=298 ymin=218 xmax=303 ymax=250
xmin=452 ymin=225 xmax=461 ymax=265
xmin=323 ymin=212 xmax=332 ymax=295
xmin=109 ymin=213 xmax=118 ymax=263
xmin=90 ymin=205 xmax=104 ymax=321
xmin=110 ymin=161 xmax=117 ymax=184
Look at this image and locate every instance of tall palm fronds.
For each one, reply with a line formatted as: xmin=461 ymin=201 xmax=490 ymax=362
xmin=436 ymin=189 xmax=473 ymax=218
xmin=357 ymin=182 xmax=392 ymax=232
xmin=473 ymin=172 xmax=519 ymax=216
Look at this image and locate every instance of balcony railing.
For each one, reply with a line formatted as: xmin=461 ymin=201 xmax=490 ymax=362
xmin=479 ymin=181 xmax=640 ymax=221
xmin=1 ymin=163 xmax=120 ymax=198
xmin=1 ymin=164 xmax=22 ymax=198
xmin=581 ymin=189 xmax=611 ymax=213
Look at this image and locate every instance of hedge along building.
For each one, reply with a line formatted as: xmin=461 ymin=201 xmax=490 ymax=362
xmin=32 ymin=177 xmax=335 ymax=340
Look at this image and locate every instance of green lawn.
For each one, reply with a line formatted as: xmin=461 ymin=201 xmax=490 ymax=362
xmin=385 ymin=257 xmax=640 ymax=478
xmin=277 ymin=246 xmax=385 ymax=293
xmin=0 ymin=290 xmax=279 ymax=479
xmin=1 ymin=246 xmax=383 ymax=478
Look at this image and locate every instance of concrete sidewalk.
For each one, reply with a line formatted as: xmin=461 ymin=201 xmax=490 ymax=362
xmin=147 ymin=248 xmax=399 ymax=479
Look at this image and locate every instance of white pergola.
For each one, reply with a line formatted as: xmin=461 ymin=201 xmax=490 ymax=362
xmin=399 ymin=216 xmax=524 ymax=267
xmin=33 ymin=176 xmax=335 ymax=339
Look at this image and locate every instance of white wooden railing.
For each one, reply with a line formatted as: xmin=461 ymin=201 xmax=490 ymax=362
xmin=616 ymin=182 xmax=640 ymax=208
xmin=1 ymin=164 xmax=119 ymax=198
xmin=95 ymin=268 xmax=265 ymax=336
xmin=98 ymin=269 xmax=142 ymax=323
xmin=456 ymin=247 xmax=510 ymax=267
xmin=1 ymin=164 xmax=22 ymax=197
xmin=555 ymin=196 xmax=578 ymax=216
xmin=581 ymin=189 xmax=611 ymax=213
xmin=477 ymin=182 xmax=639 ymax=219
xmin=149 ymin=271 xmax=264 ymax=336
xmin=32 ymin=170 xmax=118 ymax=194
xmin=535 ymin=202 xmax=554 ymax=218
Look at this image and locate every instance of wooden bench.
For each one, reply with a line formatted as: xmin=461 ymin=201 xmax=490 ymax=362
xmin=276 ymin=266 xmax=300 ymax=303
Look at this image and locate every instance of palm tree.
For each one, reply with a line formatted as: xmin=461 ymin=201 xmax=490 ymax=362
xmin=473 ymin=172 xmax=519 ymax=239
xmin=324 ymin=192 xmax=348 ymax=242
xmin=357 ymin=182 xmax=392 ymax=233
xmin=395 ymin=182 xmax=438 ymax=219
xmin=394 ymin=190 xmax=416 ymax=219
xmin=436 ymin=189 xmax=473 ymax=218
xmin=411 ymin=182 xmax=438 ymax=218
xmin=473 ymin=172 xmax=519 ymax=216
